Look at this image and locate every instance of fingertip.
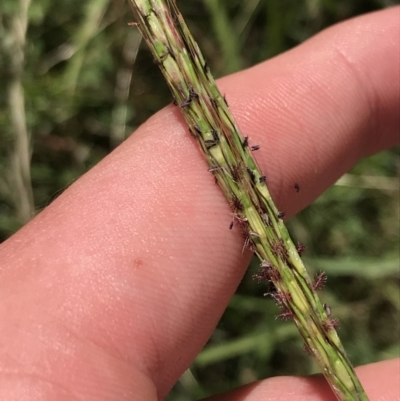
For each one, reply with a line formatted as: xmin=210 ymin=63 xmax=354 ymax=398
xmin=204 ymin=359 xmax=400 ymax=401
xmin=216 ymin=7 xmax=399 ymax=216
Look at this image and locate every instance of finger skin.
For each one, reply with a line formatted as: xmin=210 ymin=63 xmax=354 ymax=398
xmin=0 ymin=7 xmax=399 ymax=401
xmin=204 ymin=359 xmax=400 ymax=401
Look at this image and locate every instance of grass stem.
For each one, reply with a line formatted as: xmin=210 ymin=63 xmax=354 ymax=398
xmin=127 ymin=1 xmax=370 ymax=400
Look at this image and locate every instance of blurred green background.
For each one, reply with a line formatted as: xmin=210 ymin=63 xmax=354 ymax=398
xmin=0 ymin=0 xmax=399 ymax=399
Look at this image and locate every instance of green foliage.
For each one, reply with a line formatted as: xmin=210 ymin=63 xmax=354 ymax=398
xmin=0 ymin=0 xmax=398 ymax=399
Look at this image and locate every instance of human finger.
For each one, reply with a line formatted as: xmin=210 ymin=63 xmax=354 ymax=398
xmin=203 ymin=359 xmax=400 ymax=401
xmin=0 ymin=7 xmax=398 ymax=401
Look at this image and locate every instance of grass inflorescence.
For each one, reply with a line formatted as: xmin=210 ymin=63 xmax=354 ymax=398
xmin=127 ymin=1 xmax=370 ymax=400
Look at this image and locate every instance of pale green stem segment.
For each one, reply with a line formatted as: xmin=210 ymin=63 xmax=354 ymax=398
xmin=127 ymin=1 xmax=369 ymax=400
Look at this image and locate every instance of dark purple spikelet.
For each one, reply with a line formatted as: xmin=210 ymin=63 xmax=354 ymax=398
xmin=254 ymin=271 xmax=269 ymax=283
xmin=231 ymin=163 xmax=242 ymax=182
xmin=276 ymin=310 xmax=295 ymax=321
xmin=271 ymin=239 xmax=289 ymax=259
xmin=242 ymin=136 xmax=249 ymax=148
xmin=259 ymin=175 xmax=267 ymax=183
xmin=246 ymin=167 xmax=256 ymax=183
xmin=267 ymin=291 xmax=280 ymax=302
xmin=209 ymin=96 xmax=218 ymax=109
xmin=313 ymin=271 xmax=327 ymax=291
xmin=179 ymin=97 xmax=192 ymax=107
xmin=179 ymin=85 xmax=199 ymax=107
xmin=323 ymin=317 xmax=340 ymax=332
xmin=208 ymin=165 xmax=220 ymax=173
xmin=322 ymin=304 xmax=340 ymax=332
xmin=189 ymin=85 xmax=199 ymax=100
xmin=194 ymin=124 xmax=202 ymax=134
xmin=204 ymin=139 xmax=217 ymax=148
xmin=262 ymin=279 xmax=278 ymax=296
xmin=253 ymin=260 xmax=273 ymax=282
xmin=230 ymin=194 xmax=244 ymax=212
xmin=251 ymin=145 xmax=260 ymax=151
xmin=294 ymin=183 xmax=300 ymax=192
xmin=269 ymin=268 xmax=282 ymax=283
xmin=242 ymin=233 xmax=256 ymax=252
xmin=269 ymin=290 xmax=292 ymax=307
xmin=330 ymin=318 xmax=340 ymax=330
xmin=282 ymin=291 xmax=292 ymax=304
xmin=277 ymin=211 xmax=285 ymax=219
xmin=229 ymin=221 xmax=234 ymax=230
xmin=296 ymin=242 xmax=306 ymax=256
xmin=257 ymin=265 xmax=282 ymax=289
xmin=233 ymin=214 xmax=249 ymax=232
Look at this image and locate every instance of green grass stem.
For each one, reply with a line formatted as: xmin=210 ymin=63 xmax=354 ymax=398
xmin=127 ymin=1 xmax=370 ymax=400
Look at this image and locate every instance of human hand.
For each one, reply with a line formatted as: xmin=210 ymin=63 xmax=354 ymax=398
xmin=0 ymin=6 xmax=399 ymax=401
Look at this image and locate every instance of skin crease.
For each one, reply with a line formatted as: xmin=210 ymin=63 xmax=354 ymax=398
xmin=0 ymin=6 xmax=399 ymax=401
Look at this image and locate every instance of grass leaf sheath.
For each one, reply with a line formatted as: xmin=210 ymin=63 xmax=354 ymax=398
xmin=127 ymin=1 xmax=369 ymax=400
